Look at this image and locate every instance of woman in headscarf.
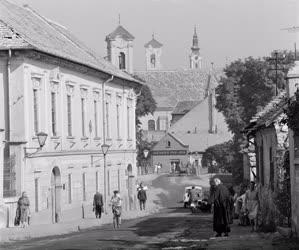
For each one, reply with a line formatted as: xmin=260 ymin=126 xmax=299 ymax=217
xmin=17 ymin=192 xmax=30 ymax=228
xmin=245 ymin=181 xmax=259 ymax=232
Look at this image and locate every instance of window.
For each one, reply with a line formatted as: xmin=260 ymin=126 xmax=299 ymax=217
xmin=119 ymin=52 xmax=126 ymax=70
xmin=166 ymin=141 xmax=171 ymax=148
xmin=33 ymin=89 xmax=39 ymax=134
xmin=82 ymin=173 xmax=86 ymax=201
xmin=68 ymin=174 xmax=72 ymax=204
xmin=148 ymin=120 xmax=155 ymax=131
xmin=150 ymin=54 xmax=156 ymax=68
xmin=116 ymin=103 xmax=120 ymax=139
xmin=34 ymin=178 xmax=39 ymax=212
xmin=67 ymin=95 xmax=72 ymax=136
xmin=81 ymin=98 xmax=86 ymax=137
xmin=96 ymin=171 xmax=99 ymax=192
xmin=51 ymin=92 xmax=57 ymax=136
xmin=158 ymin=116 xmax=168 ymax=131
xmin=105 ymin=100 xmax=110 ymax=139
xmin=94 ymin=100 xmax=98 ymax=137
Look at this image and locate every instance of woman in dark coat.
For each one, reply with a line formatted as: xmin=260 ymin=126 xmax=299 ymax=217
xmin=211 ymin=178 xmax=231 ymax=237
xmin=17 ymin=192 xmax=30 ymax=228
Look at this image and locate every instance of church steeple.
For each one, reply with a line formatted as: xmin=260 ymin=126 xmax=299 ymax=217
xmin=190 ymin=26 xmax=202 ymax=69
xmin=192 ymin=26 xmax=199 ymax=51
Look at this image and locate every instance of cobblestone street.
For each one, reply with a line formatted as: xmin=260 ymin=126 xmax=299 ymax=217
xmin=2 ymin=206 xmax=299 ymax=250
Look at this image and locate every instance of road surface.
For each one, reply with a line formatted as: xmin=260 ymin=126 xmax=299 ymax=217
xmin=1 ymin=207 xmax=213 ymax=250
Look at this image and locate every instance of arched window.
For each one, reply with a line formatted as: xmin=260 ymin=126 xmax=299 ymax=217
xmin=150 ymin=54 xmax=156 ymax=68
xmin=148 ymin=119 xmax=155 ymax=131
xmin=119 ymin=52 xmax=126 ymax=70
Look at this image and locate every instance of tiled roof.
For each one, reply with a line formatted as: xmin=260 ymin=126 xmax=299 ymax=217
xmin=144 ymin=38 xmax=163 ymax=48
xmin=172 ymin=100 xmax=201 ymax=115
xmin=135 ymin=69 xmax=217 ymax=108
xmin=106 ymin=25 xmax=135 ymax=41
xmin=245 ymin=91 xmax=288 ymax=134
xmin=0 ymin=0 xmax=140 ymax=84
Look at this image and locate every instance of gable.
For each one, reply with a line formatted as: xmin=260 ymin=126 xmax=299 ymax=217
xmin=152 ymin=133 xmax=188 ymax=151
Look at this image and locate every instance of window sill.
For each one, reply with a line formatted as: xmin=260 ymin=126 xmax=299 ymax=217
xmin=81 ymin=137 xmax=89 ymax=141
xmin=127 ymin=138 xmax=133 ymax=142
xmin=66 ymin=136 xmax=75 ymax=140
xmin=51 ymin=136 xmax=60 ymax=140
xmin=94 ymin=137 xmax=101 ymax=141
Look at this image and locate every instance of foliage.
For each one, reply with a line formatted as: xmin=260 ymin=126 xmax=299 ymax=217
xmin=134 ymin=82 xmax=157 ymax=167
xmin=202 ymin=140 xmax=234 ymax=173
xmin=216 ymin=51 xmax=294 ymax=136
xmin=285 ymin=88 xmax=299 ymax=133
xmin=274 ymin=151 xmax=291 ymax=227
xmin=215 ymin=50 xmax=294 ymax=183
xmin=258 ymin=185 xmax=278 ymax=232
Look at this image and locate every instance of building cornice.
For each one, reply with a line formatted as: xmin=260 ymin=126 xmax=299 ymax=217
xmin=25 ymin=149 xmax=137 ymax=158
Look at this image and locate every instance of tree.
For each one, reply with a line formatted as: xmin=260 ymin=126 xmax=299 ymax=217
xmin=133 ymin=83 xmax=157 ymax=167
xmin=216 ymin=51 xmax=294 ymax=137
xmin=202 ymin=141 xmax=234 ymax=173
xmin=215 ymin=50 xmax=294 ymax=183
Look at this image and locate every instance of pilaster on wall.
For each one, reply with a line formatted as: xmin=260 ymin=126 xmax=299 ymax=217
xmin=0 ymin=129 xmax=6 ymax=228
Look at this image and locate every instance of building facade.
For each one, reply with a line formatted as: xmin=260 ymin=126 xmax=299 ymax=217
xmin=0 ymin=0 xmax=140 ymax=227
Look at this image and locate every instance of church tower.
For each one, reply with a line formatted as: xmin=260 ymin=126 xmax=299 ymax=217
xmin=145 ymin=34 xmax=163 ymax=71
xmin=105 ymin=21 xmax=135 ymax=74
xmin=190 ymin=26 xmax=202 ymax=69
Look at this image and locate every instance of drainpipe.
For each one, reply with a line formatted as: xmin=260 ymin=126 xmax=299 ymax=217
xmin=102 ymin=75 xmax=113 ymax=214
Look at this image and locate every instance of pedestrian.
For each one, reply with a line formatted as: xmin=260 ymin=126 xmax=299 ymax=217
xmin=228 ymin=186 xmax=235 ymax=224
xmin=110 ymin=190 xmax=122 ymax=229
xmin=16 ymin=191 xmax=30 ymax=228
xmin=211 ymin=178 xmax=231 ymax=237
xmin=137 ymin=183 xmax=147 ymax=210
xmin=245 ymin=181 xmax=259 ymax=232
xmin=93 ymin=191 xmax=103 ymax=219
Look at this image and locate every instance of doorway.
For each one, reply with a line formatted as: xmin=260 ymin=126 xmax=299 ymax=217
xmin=51 ymin=167 xmax=62 ymax=223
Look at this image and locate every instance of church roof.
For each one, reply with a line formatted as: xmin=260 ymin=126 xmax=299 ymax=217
xmin=0 ymin=0 xmax=140 ymax=84
xmin=106 ymin=25 xmax=135 ymax=41
xmin=135 ymin=69 xmax=220 ymax=108
xmin=172 ymin=100 xmax=201 ymax=115
xmin=144 ymin=38 xmax=163 ymax=48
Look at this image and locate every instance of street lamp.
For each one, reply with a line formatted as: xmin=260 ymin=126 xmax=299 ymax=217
xmin=24 ymin=132 xmax=48 ymax=157
xmin=143 ymin=149 xmax=149 ymax=174
xmin=101 ymin=143 xmax=110 ymax=213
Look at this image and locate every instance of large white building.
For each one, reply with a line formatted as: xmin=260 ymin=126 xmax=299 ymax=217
xmin=0 ymin=0 xmax=141 ymax=227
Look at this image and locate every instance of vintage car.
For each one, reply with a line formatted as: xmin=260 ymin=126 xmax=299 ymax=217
xmin=183 ymin=186 xmax=211 ymax=213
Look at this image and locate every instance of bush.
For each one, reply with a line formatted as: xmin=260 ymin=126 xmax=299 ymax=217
xmin=258 ymin=185 xmax=278 ymax=232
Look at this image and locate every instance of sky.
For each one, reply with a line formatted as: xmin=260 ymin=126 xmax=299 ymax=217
xmin=14 ymin=0 xmax=297 ymax=70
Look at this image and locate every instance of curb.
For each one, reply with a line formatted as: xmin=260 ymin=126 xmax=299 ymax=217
xmin=0 ymin=206 xmax=161 ymax=244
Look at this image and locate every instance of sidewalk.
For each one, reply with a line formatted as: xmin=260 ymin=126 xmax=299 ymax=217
xmin=0 ymin=205 xmax=160 ymax=243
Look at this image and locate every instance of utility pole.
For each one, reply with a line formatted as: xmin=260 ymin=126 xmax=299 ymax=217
xmin=267 ymin=51 xmax=285 ymax=96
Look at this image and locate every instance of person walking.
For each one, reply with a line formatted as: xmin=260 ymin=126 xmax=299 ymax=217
xmin=211 ymin=178 xmax=231 ymax=237
xmin=137 ymin=184 xmax=147 ymax=210
xmin=245 ymin=181 xmax=259 ymax=232
xmin=16 ymin=192 xmax=30 ymax=228
xmin=110 ymin=190 xmax=122 ymax=229
xmin=93 ymin=191 xmax=103 ymax=219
